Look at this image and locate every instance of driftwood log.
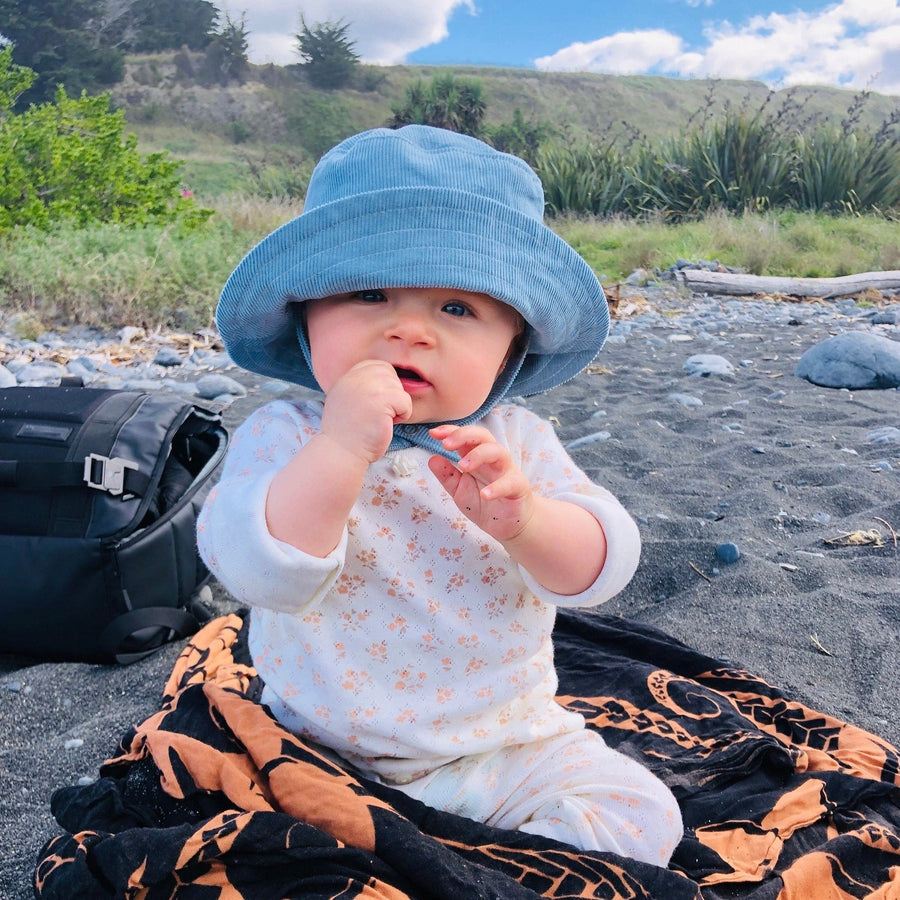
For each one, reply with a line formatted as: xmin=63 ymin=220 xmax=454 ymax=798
xmin=678 ymin=268 xmax=900 ymax=299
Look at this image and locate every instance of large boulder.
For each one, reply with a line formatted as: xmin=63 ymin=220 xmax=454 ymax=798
xmin=795 ymin=332 xmax=900 ymax=389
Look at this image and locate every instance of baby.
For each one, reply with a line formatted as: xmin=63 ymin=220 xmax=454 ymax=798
xmin=198 ymin=125 xmax=682 ymax=864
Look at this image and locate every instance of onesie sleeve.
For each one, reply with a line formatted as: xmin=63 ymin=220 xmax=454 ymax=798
xmin=494 ymin=405 xmax=641 ymax=608
xmin=196 ymin=400 xmax=346 ymax=614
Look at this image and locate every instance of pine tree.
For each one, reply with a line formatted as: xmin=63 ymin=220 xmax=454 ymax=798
xmin=295 ymin=16 xmax=359 ymax=89
xmin=0 ymin=0 xmax=124 ymax=107
xmin=128 ymin=0 xmax=219 ymax=53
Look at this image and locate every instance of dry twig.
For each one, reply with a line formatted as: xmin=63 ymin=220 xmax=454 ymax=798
xmin=689 ymin=562 xmax=713 ymax=583
xmin=809 ymin=634 xmax=833 ymax=657
xmin=872 ymin=517 xmax=898 ymax=548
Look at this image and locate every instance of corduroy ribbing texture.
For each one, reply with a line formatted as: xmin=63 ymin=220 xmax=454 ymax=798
xmin=216 ymin=125 xmax=609 ymax=398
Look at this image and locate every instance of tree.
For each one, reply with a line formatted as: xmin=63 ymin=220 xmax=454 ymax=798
xmin=0 ymin=0 xmax=125 ymax=107
xmin=0 ymin=44 xmax=31 ymax=114
xmin=487 ymin=108 xmax=553 ymax=166
xmin=295 ymin=16 xmax=359 ymax=89
xmin=389 ymin=72 xmax=486 ymax=138
xmin=199 ymin=11 xmax=250 ymax=86
xmin=128 ymin=0 xmax=219 ymax=52
xmin=0 ymin=55 xmax=208 ymax=232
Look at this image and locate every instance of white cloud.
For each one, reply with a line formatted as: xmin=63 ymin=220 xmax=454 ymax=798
xmin=228 ymin=0 xmax=475 ymax=66
xmin=534 ymin=29 xmax=692 ymax=75
xmin=535 ymin=0 xmax=900 ymax=94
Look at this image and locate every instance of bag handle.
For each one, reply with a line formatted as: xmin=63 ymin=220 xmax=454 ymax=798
xmin=98 ymin=606 xmax=201 ymax=665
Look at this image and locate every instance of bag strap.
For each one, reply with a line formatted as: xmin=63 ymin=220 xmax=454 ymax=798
xmin=98 ymin=606 xmax=201 ymax=665
xmin=0 ymin=456 xmax=152 ymax=498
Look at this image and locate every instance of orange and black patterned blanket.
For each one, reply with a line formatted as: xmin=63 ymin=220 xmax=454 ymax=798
xmin=35 ymin=610 xmax=900 ymax=899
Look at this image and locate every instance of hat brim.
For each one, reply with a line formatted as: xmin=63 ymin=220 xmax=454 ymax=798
xmin=217 ymin=186 xmax=609 ymax=397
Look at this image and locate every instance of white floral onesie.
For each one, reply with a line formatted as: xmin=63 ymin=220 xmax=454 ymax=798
xmin=197 ymin=399 xmax=683 ymax=863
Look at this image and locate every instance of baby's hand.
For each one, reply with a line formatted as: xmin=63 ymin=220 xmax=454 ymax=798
xmin=428 ymin=424 xmax=535 ymax=542
xmin=321 ymin=360 xmax=413 ymax=464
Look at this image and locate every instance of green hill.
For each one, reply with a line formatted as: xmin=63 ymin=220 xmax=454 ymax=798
xmin=112 ymin=52 xmax=900 ymax=198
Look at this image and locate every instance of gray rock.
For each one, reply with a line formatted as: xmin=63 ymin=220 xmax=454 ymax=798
xmin=668 ymin=393 xmax=703 ymax=407
xmin=867 ymin=426 xmax=900 ymax=444
xmin=69 ymin=355 xmax=98 ymax=373
xmin=795 ymin=332 xmax=900 ymax=389
xmin=261 ymin=380 xmax=293 ymax=394
xmin=15 ymin=361 xmax=66 ymax=385
xmin=153 ymin=347 xmax=183 ymax=367
xmin=0 ymin=364 xmax=16 ymax=387
xmin=195 ymin=373 xmax=247 ymax=400
xmin=565 ymin=431 xmax=611 ymax=449
xmin=683 ymin=354 xmax=735 ymax=377
xmin=716 ymin=542 xmax=741 ymax=564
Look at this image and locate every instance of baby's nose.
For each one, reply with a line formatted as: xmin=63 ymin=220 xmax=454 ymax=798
xmin=386 ymin=310 xmax=435 ymax=344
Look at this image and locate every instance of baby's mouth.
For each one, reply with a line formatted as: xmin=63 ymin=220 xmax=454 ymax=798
xmin=394 ymin=366 xmax=427 ymax=384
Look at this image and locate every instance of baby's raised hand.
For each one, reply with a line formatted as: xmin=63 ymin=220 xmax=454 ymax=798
xmin=321 ymin=360 xmax=413 ymax=464
xmin=427 ymin=423 xmax=535 ymax=542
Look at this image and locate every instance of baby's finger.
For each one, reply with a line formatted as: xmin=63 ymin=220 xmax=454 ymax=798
xmin=431 ymin=424 xmax=494 ymax=454
xmin=457 ymin=440 xmax=509 ymax=477
xmin=478 ymin=468 xmax=528 ymax=501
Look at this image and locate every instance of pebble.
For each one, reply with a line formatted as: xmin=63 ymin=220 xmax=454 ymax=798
xmin=195 ymin=373 xmax=248 ymax=400
xmin=64 ymin=738 xmax=84 ymax=750
xmin=683 ymin=354 xmax=735 ymax=377
xmin=868 ymin=427 xmax=900 ymax=444
xmin=153 ymin=347 xmax=183 ymax=367
xmin=565 ymin=431 xmax=611 ymax=449
xmin=716 ymin=542 xmax=741 ymax=564
xmin=668 ymin=393 xmax=704 ymax=407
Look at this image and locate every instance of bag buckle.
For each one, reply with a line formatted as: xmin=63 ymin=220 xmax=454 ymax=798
xmin=83 ymin=453 xmax=139 ymax=497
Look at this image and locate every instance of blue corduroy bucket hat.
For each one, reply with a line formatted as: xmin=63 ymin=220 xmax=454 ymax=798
xmin=216 ymin=125 xmax=609 ymax=398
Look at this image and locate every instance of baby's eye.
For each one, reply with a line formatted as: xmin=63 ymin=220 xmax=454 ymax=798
xmin=356 ymin=289 xmax=387 ymax=303
xmin=442 ymin=301 xmax=471 ymax=317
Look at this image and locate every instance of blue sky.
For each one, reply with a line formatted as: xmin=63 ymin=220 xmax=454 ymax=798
xmin=236 ymin=0 xmax=900 ymax=95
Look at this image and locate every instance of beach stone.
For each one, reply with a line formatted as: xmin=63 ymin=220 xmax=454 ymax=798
xmin=565 ymin=431 xmax=611 ymax=449
xmin=196 ymin=373 xmax=247 ymax=399
xmin=668 ymin=393 xmax=703 ymax=407
xmin=153 ymin=347 xmax=183 ymax=367
xmin=0 ymin=364 xmax=16 ymax=387
xmin=867 ymin=426 xmax=900 ymax=444
xmin=794 ymin=332 xmax=900 ymax=389
xmin=66 ymin=360 xmax=97 ymax=383
xmin=261 ymin=380 xmax=293 ymax=394
xmin=15 ymin=360 xmax=66 ymax=385
xmin=716 ymin=542 xmax=741 ymax=564
xmin=119 ymin=325 xmax=145 ymax=344
xmin=683 ymin=354 xmax=735 ymax=377
xmin=70 ymin=355 xmax=98 ymax=373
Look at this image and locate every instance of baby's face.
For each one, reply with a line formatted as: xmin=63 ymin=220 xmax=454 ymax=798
xmin=306 ymin=287 xmax=523 ymax=423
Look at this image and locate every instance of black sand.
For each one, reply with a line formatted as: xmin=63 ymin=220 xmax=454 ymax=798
xmin=2 ymin=289 xmax=898 ymax=898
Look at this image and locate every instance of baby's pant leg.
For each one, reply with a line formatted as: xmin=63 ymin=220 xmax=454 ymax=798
xmin=497 ymin=730 xmax=682 ymax=866
xmin=399 ymin=729 xmax=682 ymax=866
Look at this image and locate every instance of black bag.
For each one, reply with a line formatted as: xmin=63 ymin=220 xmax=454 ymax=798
xmin=0 ymin=386 xmax=228 ymax=663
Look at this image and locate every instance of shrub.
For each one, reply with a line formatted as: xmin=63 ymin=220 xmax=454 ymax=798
xmin=0 ymin=83 xmax=210 ymax=232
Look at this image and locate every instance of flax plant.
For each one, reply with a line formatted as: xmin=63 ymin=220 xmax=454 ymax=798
xmin=791 ymin=127 xmax=900 ymax=212
xmin=535 ymin=142 xmax=633 ymax=216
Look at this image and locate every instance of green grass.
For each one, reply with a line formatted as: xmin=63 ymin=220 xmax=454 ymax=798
xmin=1 ymin=204 xmax=896 ymax=334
